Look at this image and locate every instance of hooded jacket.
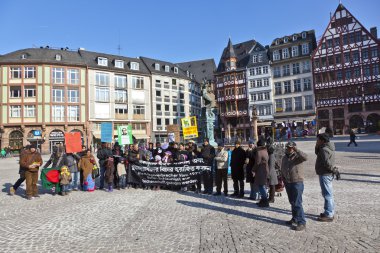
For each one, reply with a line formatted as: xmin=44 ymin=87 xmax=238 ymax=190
xmin=315 ymin=142 xmax=335 ymax=175
xmin=281 ymin=150 xmax=308 ymax=183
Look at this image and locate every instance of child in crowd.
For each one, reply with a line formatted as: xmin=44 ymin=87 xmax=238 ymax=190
xmin=60 ymin=166 xmax=72 ymax=196
xmin=105 ymin=156 xmax=115 ymax=192
xmin=117 ymin=159 xmax=127 ymax=190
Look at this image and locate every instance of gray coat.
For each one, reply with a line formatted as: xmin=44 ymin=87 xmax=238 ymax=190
xmin=268 ymin=153 xmax=278 ymax=185
xmin=315 ymin=142 xmax=335 ymax=175
xmin=280 ymin=150 xmax=308 ymax=183
xmin=253 ymin=147 xmax=269 ymax=186
xmin=65 ymin=153 xmax=80 ymax=173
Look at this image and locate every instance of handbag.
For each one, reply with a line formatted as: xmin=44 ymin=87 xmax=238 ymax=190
xmin=275 ymin=176 xmax=285 ymax=192
xmin=92 ymin=165 xmax=100 ymax=178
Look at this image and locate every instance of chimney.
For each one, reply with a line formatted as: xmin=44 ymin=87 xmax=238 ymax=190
xmin=370 ymin=27 xmax=377 ymax=39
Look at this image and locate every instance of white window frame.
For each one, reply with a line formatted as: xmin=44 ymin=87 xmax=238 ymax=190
xmin=263 ymin=66 xmax=269 ymax=74
xmin=52 ymin=88 xmax=64 ymax=102
xmin=97 ymin=57 xmax=108 ymax=66
xmin=115 ymin=60 xmax=124 ymax=68
xmin=293 ymin=35 xmax=298 ymax=41
xmin=258 ymin=54 xmax=263 ymax=62
xmin=263 ymin=78 xmax=269 ymax=86
xmin=174 ymin=67 xmax=178 ymax=74
xmin=249 ymin=68 xmax=255 ymax=76
xmin=95 ymin=87 xmax=110 ymax=102
xmin=155 ymin=63 xmax=160 ymax=71
xmin=67 ymin=69 xmax=79 ymax=84
xmin=52 ymin=105 xmax=65 ymax=122
xmin=282 ymin=48 xmax=289 ymax=59
xmin=95 ymin=72 xmax=110 ymax=86
xmin=284 ymin=37 xmax=289 ymax=43
xmin=53 ymin=67 xmax=65 ymax=84
xmin=10 ymin=105 xmax=21 ymax=117
xmin=114 ymin=75 xmax=127 ymax=89
xmin=55 ymin=54 xmax=62 ymax=61
xmin=302 ymin=61 xmax=310 ymax=72
xmin=130 ymin=62 xmax=139 ymax=70
xmin=67 ymin=105 xmax=79 ymax=122
xmin=302 ymin=32 xmax=307 ymax=39
xmin=164 ymin=65 xmax=170 ymax=72
xmin=273 ymin=50 xmax=280 ymax=61
xmin=10 ymin=67 xmax=22 ymax=79
xmin=24 ymin=86 xmax=36 ymax=98
xmin=24 ymin=66 xmax=36 ymax=79
xmin=24 ymin=105 xmax=36 ymax=117
xmin=253 ymin=55 xmax=258 ymax=63
xmin=114 ymin=90 xmax=127 ymax=103
xmin=292 ymin=46 xmax=299 ymax=57
xmin=10 ymin=86 xmax=22 ymax=98
xmin=68 ymin=89 xmax=79 ymax=103
xmin=131 ymin=76 xmax=144 ymax=89
xmin=133 ymin=105 xmax=145 ymax=115
xmin=302 ymin=43 xmax=309 ymax=55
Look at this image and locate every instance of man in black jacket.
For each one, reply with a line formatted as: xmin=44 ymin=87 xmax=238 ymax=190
xmin=97 ymin=142 xmax=113 ymax=190
xmin=230 ymin=140 xmax=246 ymax=198
xmin=201 ymin=138 xmax=215 ymax=194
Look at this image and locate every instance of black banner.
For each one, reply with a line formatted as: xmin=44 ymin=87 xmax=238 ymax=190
xmin=131 ymin=158 xmax=211 ymax=186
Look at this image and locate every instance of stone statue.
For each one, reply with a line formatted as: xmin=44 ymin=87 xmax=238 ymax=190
xmin=201 ymin=79 xmax=217 ymax=146
xmin=251 ymin=105 xmax=258 ymax=117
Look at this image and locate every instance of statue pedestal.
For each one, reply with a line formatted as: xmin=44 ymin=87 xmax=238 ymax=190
xmin=251 ymin=116 xmax=258 ymax=142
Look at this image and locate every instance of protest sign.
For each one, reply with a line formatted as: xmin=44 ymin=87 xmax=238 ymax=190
xmin=117 ymin=125 xmax=133 ymax=145
xmin=101 ymin=122 xmax=113 ymax=143
xmin=64 ymin=132 xmax=82 ymax=153
xmin=181 ymin=116 xmax=198 ymax=139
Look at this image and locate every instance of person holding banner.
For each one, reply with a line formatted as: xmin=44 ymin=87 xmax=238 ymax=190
xmin=97 ymin=143 xmax=113 ymax=190
xmin=201 ymin=138 xmax=215 ymax=195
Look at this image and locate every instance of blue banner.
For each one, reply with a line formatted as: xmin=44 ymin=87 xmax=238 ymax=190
xmin=101 ymin=122 xmax=113 ymax=143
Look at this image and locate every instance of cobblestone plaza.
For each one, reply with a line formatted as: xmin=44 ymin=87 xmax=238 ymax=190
xmin=0 ymin=136 xmax=379 ymax=253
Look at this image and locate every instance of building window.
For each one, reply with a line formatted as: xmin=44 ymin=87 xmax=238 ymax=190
xmin=165 ymin=118 xmax=170 ymax=125
xmin=364 ymin=65 xmax=371 ymax=77
xmin=345 ymin=69 xmax=351 ymax=80
xmin=275 ymin=82 xmax=282 ymax=95
xmin=303 ymin=78 xmax=312 ymax=90
xmin=52 ymin=88 xmax=64 ymax=102
xmin=371 ymin=47 xmax=378 ymax=58
xmin=174 ymin=67 xmax=178 ymax=74
xmin=249 ymin=68 xmax=255 ymax=76
xmin=157 ymin=118 xmax=162 ymax=126
xmin=115 ymin=107 xmax=128 ymax=114
xmin=156 ymin=90 xmax=161 ymax=97
xmin=67 ymin=69 xmax=79 ymax=84
xmin=24 ymin=66 xmax=36 ymax=79
xmin=284 ymin=81 xmax=291 ymax=93
xmin=283 ymin=65 xmax=290 ymax=76
xmin=164 ymin=104 xmax=169 ymax=111
xmin=68 ymin=89 xmax=79 ymax=103
xmin=282 ymin=48 xmax=289 ymax=59
xmin=273 ymin=67 xmax=281 ymax=77
xmin=10 ymin=86 xmax=22 ymax=98
xmin=114 ymin=90 xmax=127 ymax=103
xmin=372 ymin=64 xmax=379 ymax=75
xmin=284 ymin=37 xmax=289 ymax=43
xmin=285 ymin=98 xmax=293 ymax=112
xmin=97 ymin=57 xmax=108 ymax=66
xmin=262 ymin=66 xmax=269 ymax=74
xmin=53 ymin=67 xmax=65 ymax=84
xmin=133 ymin=105 xmax=145 ymax=115
xmin=115 ymin=60 xmax=124 ymax=68
xmin=130 ymin=62 xmax=139 ymax=70
xmin=95 ymin=72 xmax=109 ymax=86
xmin=354 ymin=67 xmax=360 ymax=78
xmin=55 ymin=54 xmax=62 ymax=61
xmin=155 ymin=63 xmax=160 ymax=71
xmin=67 ymin=106 xmax=79 ymax=122
xmin=258 ymin=54 xmax=263 ymax=62
xmin=273 ymin=50 xmax=280 ymax=61
xmin=114 ymin=75 xmax=127 ymax=89
xmin=294 ymin=97 xmax=302 ymax=111
xmin=156 ymin=104 xmax=162 ymax=111
xmin=293 ymin=35 xmax=298 ymax=41
xmin=352 ymin=51 xmax=359 ymax=61
xmin=253 ymin=55 xmax=257 ymax=63
xmin=344 ymin=52 xmax=350 ymax=63
xmin=256 ymin=67 xmax=262 ymax=75
xmin=305 ymin=95 xmax=313 ymax=110
xmin=24 ymin=105 xmax=35 ymax=117
xmin=302 ymin=43 xmax=309 ymax=55
xmin=131 ymin=76 xmax=144 ymax=89
xmin=164 ymin=65 xmax=170 ymax=72
xmin=255 ymin=79 xmax=262 ymax=87
xmin=275 ymin=99 xmax=283 ymax=112
xmin=95 ymin=87 xmax=110 ymax=102
xmin=293 ymin=79 xmax=301 ymax=92
xmin=10 ymin=105 xmax=21 ymax=117
xmin=173 ymin=105 xmax=177 ymax=113
xmin=263 ymin=78 xmax=269 ymax=86
xmin=337 ymin=70 xmax=343 ymax=80
xmin=292 ymin=63 xmax=300 ymax=74
xmin=302 ymin=32 xmax=307 ymax=39
xmin=302 ymin=61 xmax=310 ymax=72
xmin=52 ymin=105 xmax=65 ymax=122
xmin=24 ymin=86 xmax=36 ymax=97
xmin=362 ymin=49 xmax=369 ymax=60
xmin=292 ymin=46 xmax=299 ymax=57
xmin=10 ymin=67 xmax=22 ymax=79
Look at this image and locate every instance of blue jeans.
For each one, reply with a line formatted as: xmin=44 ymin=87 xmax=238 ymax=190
xmin=70 ymin=172 xmax=80 ymax=190
xmin=61 ymin=184 xmax=69 ymax=193
xmin=285 ymin=182 xmax=306 ymax=225
xmin=99 ymin=166 xmax=107 ymax=189
xmin=118 ymin=175 xmax=126 ymax=189
xmin=258 ymin=185 xmax=267 ymax=200
xmin=250 ymin=183 xmax=259 ymax=199
xmin=319 ymin=175 xmax=335 ymax=217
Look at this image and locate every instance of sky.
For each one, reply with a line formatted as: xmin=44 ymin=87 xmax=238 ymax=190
xmin=0 ymin=0 xmax=379 ymax=64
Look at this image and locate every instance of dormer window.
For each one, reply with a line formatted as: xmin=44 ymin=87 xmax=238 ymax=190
xmin=155 ymin=63 xmax=160 ymax=71
xmin=284 ymin=37 xmax=289 ymax=43
xmin=21 ymin=54 xmax=27 ymax=59
xmin=302 ymin=32 xmax=307 ymax=39
xmin=55 ymin=54 xmax=62 ymax=61
xmin=253 ymin=55 xmax=258 ymax=63
xmin=130 ymin=62 xmax=139 ymax=70
xmin=115 ymin=60 xmax=124 ymax=68
xmin=186 ymin=70 xmax=189 ymax=77
xmin=97 ymin=57 xmax=108 ymax=66
xmin=293 ymin=35 xmax=298 ymax=41
xmin=165 ymin=65 xmax=170 ymax=72
xmin=275 ymin=39 xmax=280 ymax=45
xmin=174 ymin=67 xmax=178 ymax=74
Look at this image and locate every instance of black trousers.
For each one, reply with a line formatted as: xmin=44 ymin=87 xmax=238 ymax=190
xmin=233 ymin=179 xmax=244 ymax=195
xmin=216 ymin=169 xmax=228 ymax=194
xmin=13 ymin=171 xmax=26 ymax=190
xmin=202 ymin=171 xmax=213 ymax=193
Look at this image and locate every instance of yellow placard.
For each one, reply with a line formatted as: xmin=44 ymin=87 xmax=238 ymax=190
xmin=181 ymin=116 xmax=199 ymax=139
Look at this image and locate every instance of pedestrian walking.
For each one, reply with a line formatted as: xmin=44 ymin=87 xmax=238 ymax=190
xmin=9 ymin=145 xmax=30 ymax=196
xmin=213 ymin=142 xmax=228 ymax=196
xmin=230 ymin=140 xmax=246 ymax=198
xmin=280 ymin=141 xmax=308 ymax=231
xmin=20 ymin=144 xmax=43 ymax=200
xmin=315 ymin=133 xmax=336 ymax=222
xmin=253 ymin=138 xmax=269 ymax=207
xmin=347 ymin=129 xmax=358 ymax=147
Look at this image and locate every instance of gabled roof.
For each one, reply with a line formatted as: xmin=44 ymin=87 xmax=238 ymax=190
xmin=176 ymin=59 xmax=216 ymax=84
xmin=79 ymin=50 xmax=150 ymax=75
xmin=0 ymin=48 xmax=86 ymax=66
xmin=140 ymin=57 xmax=190 ymax=80
xmin=225 ymin=38 xmax=237 ymax=59
xmin=246 ymin=42 xmax=270 ymax=68
xmin=270 ymin=30 xmax=316 ymax=47
xmin=216 ymin=39 xmax=256 ymax=73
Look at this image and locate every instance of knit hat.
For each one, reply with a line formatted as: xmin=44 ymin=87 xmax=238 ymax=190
xmin=285 ymin=141 xmax=297 ymax=148
xmin=317 ymin=133 xmax=330 ymax=142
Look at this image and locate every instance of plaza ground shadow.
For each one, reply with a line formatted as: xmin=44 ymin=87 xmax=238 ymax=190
xmin=2 ymin=180 xmax=57 ymax=198
xmin=177 ymin=191 xmax=320 ymax=221
xmin=334 ymin=141 xmax=380 ymax=154
xmin=340 ymin=172 xmax=380 ymax=178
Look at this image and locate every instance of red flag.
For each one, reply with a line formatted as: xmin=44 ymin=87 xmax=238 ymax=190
xmin=64 ymin=132 xmax=82 ymax=153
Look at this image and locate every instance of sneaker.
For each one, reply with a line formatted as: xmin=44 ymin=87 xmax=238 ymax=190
xmin=9 ymin=186 xmax=15 ymax=196
xmin=292 ymin=224 xmax=306 ymax=231
xmin=318 ymin=216 xmax=334 ymax=222
xmin=285 ymin=219 xmax=297 ymax=226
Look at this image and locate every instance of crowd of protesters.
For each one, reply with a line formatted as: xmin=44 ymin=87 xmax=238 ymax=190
xmin=8 ymin=133 xmax=336 ymax=232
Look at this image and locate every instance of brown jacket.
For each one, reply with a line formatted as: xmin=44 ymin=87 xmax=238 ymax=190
xmin=20 ymin=150 xmax=43 ymax=172
xmin=280 ymin=150 xmax=308 ymax=183
xmin=60 ymin=173 xmax=72 ymax=185
xmin=252 ymin=146 xmax=269 ymax=186
xmin=78 ymin=155 xmax=96 ymax=179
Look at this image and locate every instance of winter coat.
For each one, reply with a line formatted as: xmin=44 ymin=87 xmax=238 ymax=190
xmin=127 ymin=149 xmax=141 ymax=184
xmin=280 ymin=150 xmax=308 ymax=183
xmin=65 ymin=153 xmax=80 ymax=173
xmin=252 ymin=146 xmax=269 ymax=186
xmin=214 ymin=148 xmax=228 ymax=169
xmin=20 ymin=150 xmax=43 ymax=172
xmin=60 ymin=173 xmax=72 ymax=185
xmin=230 ymin=146 xmax=246 ymax=180
xmin=315 ymin=142 xmax=335 ymax=175
xmin=268 ymin=153 xmax=278 ymax=185
xmin=19 ymin=148 xmax=29 ymax=173
xmin=245 ymin=148 xmax=256 ymax=183
xmin=43 ymin=152 xmax=65 ymax=169
xmin=177 ymin=150 xmax=190 ymax=161
xmin=78 ymin=155 xmax=96 ymax=179
xmin=201 ymin=144 xmax=216 ymax=166
xmin=97 ymin=148 xmax=113 ymax=168
xmin=105 ymin=158 xmax=115 ymax=184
